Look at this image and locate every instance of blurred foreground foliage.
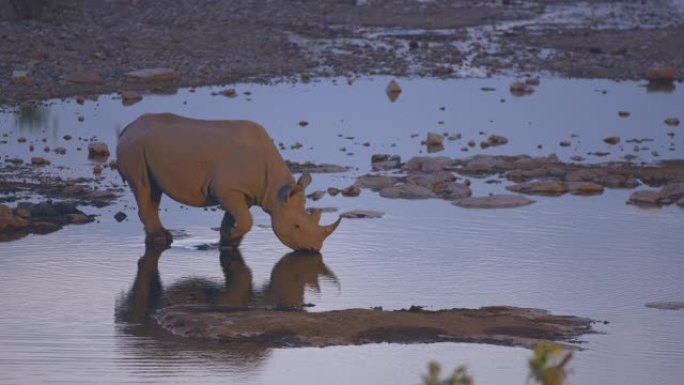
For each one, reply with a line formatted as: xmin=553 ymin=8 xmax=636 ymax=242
xmin=423 ymin=343 xmax=573 ymax=385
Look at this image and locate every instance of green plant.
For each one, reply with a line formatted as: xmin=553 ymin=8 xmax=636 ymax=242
xmin=422 ymin=343 xmax=572 ymax=385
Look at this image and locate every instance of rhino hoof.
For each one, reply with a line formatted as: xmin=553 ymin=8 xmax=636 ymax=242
xmin=146 ymin=229 xmax=173 ymax=250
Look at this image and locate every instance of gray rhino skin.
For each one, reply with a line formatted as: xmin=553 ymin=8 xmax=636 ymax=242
xmin=116 ymin=113 xmax=341 ymax=250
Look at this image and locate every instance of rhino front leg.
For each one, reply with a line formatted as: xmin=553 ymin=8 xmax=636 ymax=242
xmin=217 ymin=192 xmax=253 ymax=248
xmin=133 ymin=183 xmax=171 ymax=249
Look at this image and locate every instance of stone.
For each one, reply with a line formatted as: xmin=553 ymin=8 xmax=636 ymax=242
xmin=386 ymin=80 xmax=402 ymax=101
xmin=30 ymin=221 xmax=61 ymax=235
xmin=484 ymin=134 xmax=508 ymax=147
xmin=308 ymin=190 xmax=326 ymax=201
xmin=121 ymin=90 xmax=143 ymax=105
xmin=221 ymin=88 xmax=237 ymax=97
xmin=88 ymin=142 xmax=110 ymax=159
xmin=62 ymin=185 xmax=87 ymax=196
xmin=403 ymin=156 xmax=454 ymax=172
xmin=114 ymin=212 xmax=128 ymax=222
xmin=12 ymin=70 xmax=30 ymax=85
xmin=645 ymin=301 xmax=684 ymax=310
xmin=65 ymin=72 xmax=103 ymax=84
xmin=327 ymin=187 xmax=340 ymax=196
xmin=379 ymin=184 xmax=435 ymax=199
xmin=510 ymin=81 xmax=534 ymax=95
xmin=660 ymin=183 xmax=684 ymax=201
xmin=0 ymin=213 xmax=29 ymax=231
xmin=406 ymin=171 xmax=456 ymax=189
xmin=67 ymin=213 xmax=91 ymax=224
xmin=627 ymin=190 xmax=665 ymax=206
xmin=422 ymin=132 xmax=444 ymax=146
xmin=567 ymin=182 xmax=604 ymax=195
xmin=125 ymin=68 xmax=179 ymax=82
xmin=664 ymin=117 xmax=680 ymax=126
xmin=341 ymin=185 xmax=361 ymax=197
xmin=340 ymin=210 xmax=384 ymax=219
xmin=461 ymin=155 xmax=504 ymax=174
xmin=454 ymin=194 xmax=535 ymax=209
xmin=506 ymin=181 xmax=568 ymax=195
xmin=31 ymin=157 xmax=50 ymax=166
xmin=355 ymin=175 xmax=400 ymax=190
xmin=54 ymin=147 xmax=66 ymax=155
xmin=645 ymin=67 xmax=677 ymax=83
xmin=371 ymin=154 xmax=401 ymax=170
xmin=618 ymin=111 xmax=631 ymax=117
xmin=0 ymin=204 xmax=11 ymax=216
xmin=93 ymin=165 xmax=103 ymax=174
xmin=603 ymin=136 xmax=620 ymax=145
xmin=436 ymin=182 xmax=472 ymax=200
xmin=560 ymin=140 xmax=571 ymax=147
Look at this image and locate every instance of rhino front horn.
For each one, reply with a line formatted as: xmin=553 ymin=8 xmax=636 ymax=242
xmin=322 ymin=216 xmax=341 ymax=237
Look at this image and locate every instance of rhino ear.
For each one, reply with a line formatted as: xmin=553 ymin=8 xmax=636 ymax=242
xmin=297 ymin=173 xmax=312 ymax=189
xmin=278 ymin=184 xmax=294 ymax=203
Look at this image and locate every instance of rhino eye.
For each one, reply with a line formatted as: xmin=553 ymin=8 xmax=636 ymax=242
xmin=295 ymin=224 xmax=301 ymax=229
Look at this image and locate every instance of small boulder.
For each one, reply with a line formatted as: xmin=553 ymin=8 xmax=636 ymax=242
xmin=484 ymin=134 xmax=508 ymax=147
xmin=379 ymin=184 xmax=435 ymax=199
xmin=510 ymin=81 xmax=534 ymax=95
xmin=506 ymin=181 xmax=568 ymax=195
xmin=371 ymin=154 xmax=401 ymax=170
xmin=65 ymin=72 xmax=103 ymax=84
xmin=567 ymin=182 xmax=604 ymax=195
xmin=355 ymin=175 xmax=400 ymax=190
xmin=54 ymin=147 xmax=67 ymax=155
xmin=67 ymin=213 xmax=92 ymax=224
xmin=603 ymin=136 xmax=620 ymax=145
xmin=645 ymin=67 xmax=677 ymax=83
xmin=422 ymin=132 xmax=444 ymax=146
xmin=307 ymin=190 xmax=326 ymax=201
xmin=121 ymin=90 xmax=143 ymax=105
xmin=327 ymin=187 xmax=340 ymax=197
xmin=30 ymin=221 xmax=61 ymax=235
xmin=340 ymin=210 xmax=384 ymax=219
xmin=341 ymin=185 xmax=361 ymax=197
xmin=31 ymin=157 xmax=50 ymax=166
xmin=125 ymin=68 xmax=179 ymax=82
xmin=386 ymin=80 xmax=402 ymax=101
xmin=627 ymin=190 xmax=666 ymax=206
xmin=664 ymin=117 xmax=680 ymax=126
xmin=454 ymin=194 xmax=535 ymax=209
xmin=436 ymin=182 xmax=472 ymax=200
xmin=403 ymin=156 xmax=454 ymax=172
xmin=114 ymin=212 xmax=128 ymax=222
xmin=660 ymin=183 xmax=684 ymax=201
xmin=88 ymin=142 xmax=110 ymax=160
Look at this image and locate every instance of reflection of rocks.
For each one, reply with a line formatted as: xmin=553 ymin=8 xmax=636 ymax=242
xmin=454 ymin=194 xmax=535 ymax=209
xmin=340 ymin=210 xmax=384 ymax=219
xmin=156 ymin=305 xmax=594 ymax=349
xmin=286 ymin=161 xmax=350 ymax=173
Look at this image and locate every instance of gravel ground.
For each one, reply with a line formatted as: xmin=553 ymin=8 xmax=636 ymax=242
xmin=1 ymin=0 xmax=683 ymax=104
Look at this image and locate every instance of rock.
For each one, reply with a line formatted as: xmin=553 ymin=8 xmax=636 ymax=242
xmin=567 ymin=182 xmax=604 ymax=195
xmin=121 ymin=90 xmax=143 ymax=105
xmin=355 ymin=175 xmax=400 ymax=190
xmin=618 ymin=111 xmax=631 ymax=117
xmin=88 ymin=142 xmax=110 ymax=159
xmin=645 ymin=301 xmax=684 ymax=310
xmin=65 ymin=72 xmax=103 ymax=84
xmin=93 ymin=165 xmax=103 ymax=174
xmin=221 ymin=88 xmax=237 ymax=97
xmin=454 ymin=194 xmax=535 ymax=208
xmin=627 ymin=190 xmax=665 ymax=206
xmin=298 ymin=120 xmax=309 ymax=127
xmin=510 ymin=81 xmax=534 ymax=95
xmin=31 ymin=157 xmax=50 ymax=166
xmin=0 ymin=213 xmax=29 ymax=231
xmin=14 ymin=208 xmax=31 ymax=219
xmin=62 ymin=185 xmax=88 ymax=196
xmin=560 ymin=140 xmax=571 ymax=147
xmin=125 ymin=68 xmax=180 ymax=82
xmin=327 ymin=187 xmax=340 ymax=196
xmin=114 ymin=212 xmax=127 ymax=222
xmin=484 ymin=134 xmax=508 ymax=147
xmin=340 ymin=210 xmax=384 ymax=219
xmin=54 ymin=147 xmax=66 ymax=155
xmin=371 ymin=154 xmax=401 ymax=170
xmin=603 ymin=136 xmax=620 ymax=145
xmin=525 ymin=77 xmax=540 ymax=86
xmin=67 ymin=213 xmax=91 ymax=224
xmin=0 ymin=204 xmax=11 ymax=216
xmin=506 ymin=181 xmax=568 ymax=195
xmin=287 ymin=162 xmax=349 ymax=173
xmin=17 ymin=136 xmax=27 ymax=143
xmin=386 ymin=79 xmax=402 ymax=101
xmin=422 ymin=132 xmax=444 ymax=146
xmin=12 ymin=70 xmax=30 ymax=85
xmin=406 ymin=171 xmax=455 ymax=188
xmin=379 ymin=184 xmax=435 ymax=199
xmin=308 ymin=190 xmax=326 ymax=201
xmin=341 ymin=185 xmax=361 ymax=197
xmin=645 ymin=67 xmax=677 ymax=83
xmin=660 ymin=183 xmax=684 ymax=201
xmin=436 ymin=182 xmax=472 ymax=200
xmin=403 ymin=156 xmax=454 ymax=172
xmin=461 ymin=155 xmax=504 ymax=174
xmin=30 ymin=221 xmax=61 ymax=235
xmin=664 ymin=117 xmax=680 ymax=126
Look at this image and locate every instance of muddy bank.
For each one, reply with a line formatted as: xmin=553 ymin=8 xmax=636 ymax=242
xmin=155 ymin=305 xmax=595 ymax=349
xmin=2 ymin=0 xmax=684 ymax=105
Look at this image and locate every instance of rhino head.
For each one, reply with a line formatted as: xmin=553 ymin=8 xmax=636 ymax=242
xmin=271 ymin=173 xmax=341 ymax=251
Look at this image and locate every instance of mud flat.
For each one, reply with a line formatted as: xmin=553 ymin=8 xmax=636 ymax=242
xmin=2 ymin=0 xmax=684 ymax=105
xmin=156 ymin=305 xmax=595 ymax=349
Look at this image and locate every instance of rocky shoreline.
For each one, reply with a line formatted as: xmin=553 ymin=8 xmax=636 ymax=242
xmin=2 ymin=0 xmax=684 ymax=105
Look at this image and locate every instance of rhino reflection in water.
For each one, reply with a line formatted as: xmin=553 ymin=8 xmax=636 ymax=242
xmin=115 ymin=247 xmax=338 ymax=327
xmin=116 ymin=113 xmax=341 ymax=250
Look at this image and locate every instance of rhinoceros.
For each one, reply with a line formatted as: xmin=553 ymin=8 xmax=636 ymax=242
xmin=116 ymin=113 xmax=341 ymax=250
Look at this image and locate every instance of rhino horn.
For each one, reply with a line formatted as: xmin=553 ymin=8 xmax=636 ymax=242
xmin=321 ymin=216 xmax=341 ymax=237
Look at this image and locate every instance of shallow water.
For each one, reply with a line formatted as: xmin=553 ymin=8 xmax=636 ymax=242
xmin=1 ymin=77 xmax=683 ymax=385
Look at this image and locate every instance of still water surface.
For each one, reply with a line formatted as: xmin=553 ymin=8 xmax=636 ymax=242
xmin=0 ymin=77 xmax=683 ymax=384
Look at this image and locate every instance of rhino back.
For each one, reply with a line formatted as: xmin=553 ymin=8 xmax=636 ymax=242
xmin=118 ymin=113 xmax=282 ymax=207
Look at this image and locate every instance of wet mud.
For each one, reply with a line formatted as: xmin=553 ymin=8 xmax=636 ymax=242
xmin=2 ymin=0 xmax=684 ymax=105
